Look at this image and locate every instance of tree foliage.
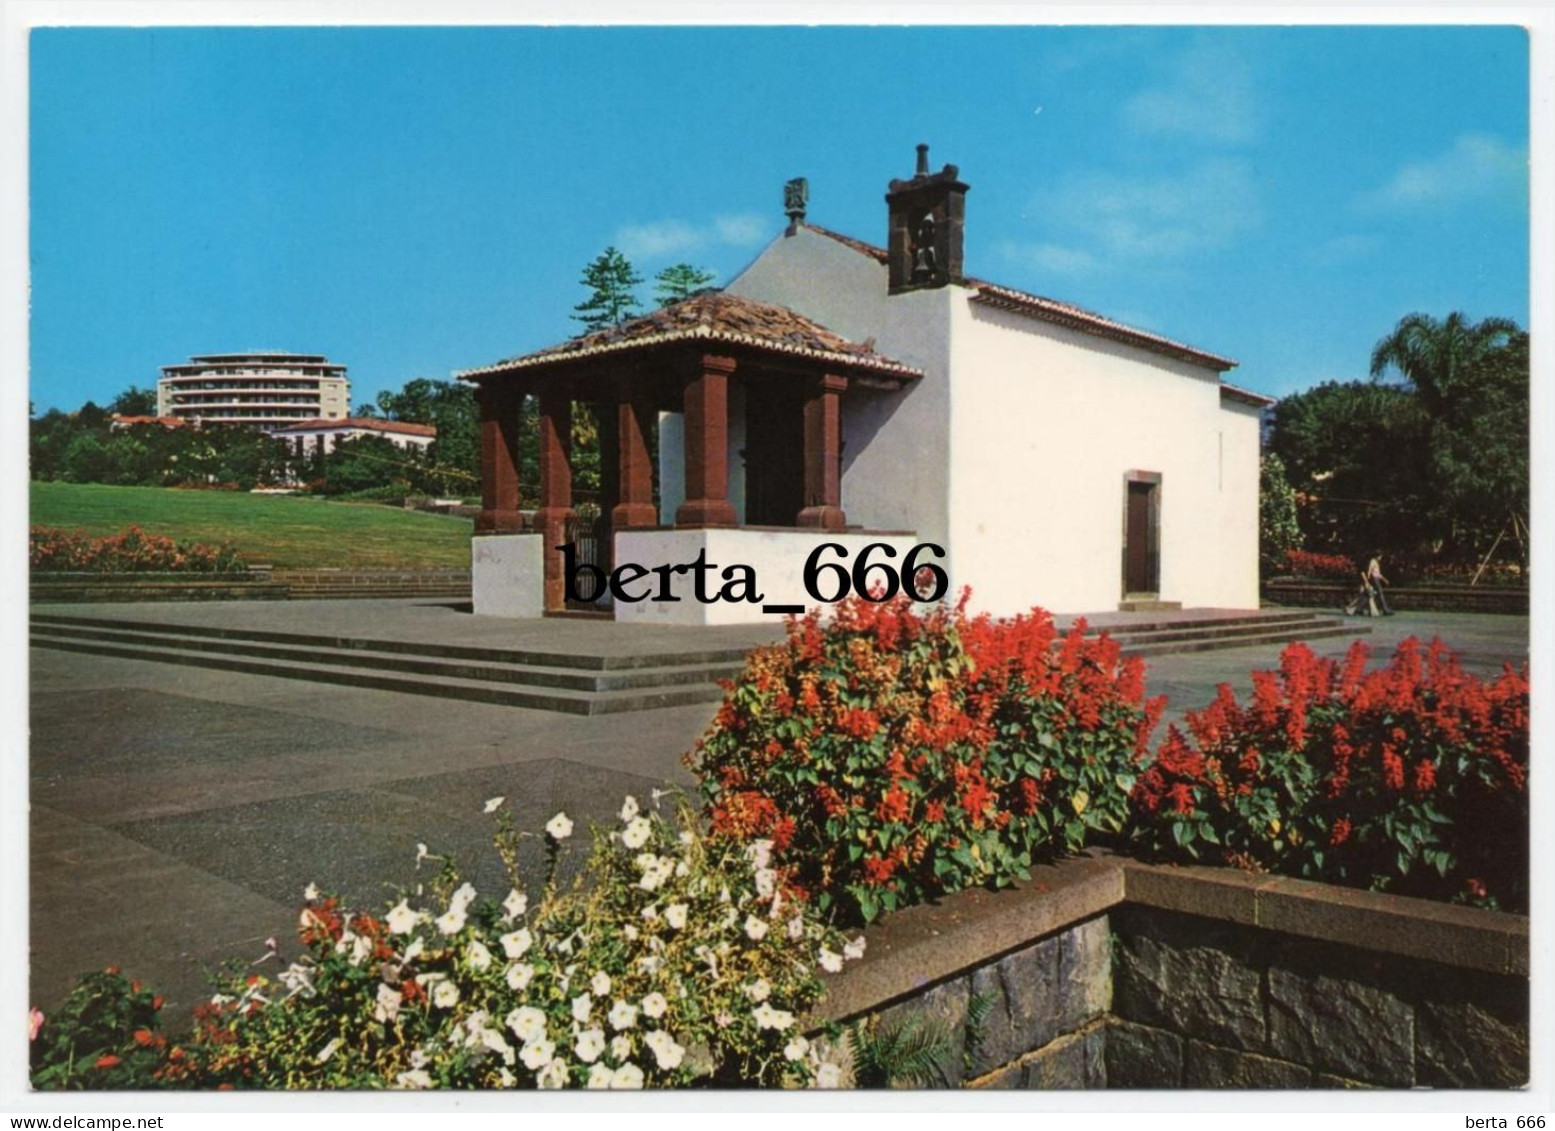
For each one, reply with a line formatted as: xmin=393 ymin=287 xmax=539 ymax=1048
xmin=572 ymin=247 xmax=643 ymax=332
xmin=108 ymin=385 xmax=158 ymax=417
xmin=1268 ymin=311 xmax=1528 ymax=572
xmin=1258 ymin=454 xmax=1302 ymax=578
xmin=654 ymin=263 xmax=716 ymax=306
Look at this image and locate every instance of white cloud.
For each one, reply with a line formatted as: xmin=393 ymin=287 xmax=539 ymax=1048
xmin=1356 ymin=134 xmax=1527 ymax=212
xmin=613 ymin=212 xmax=769 ymax=262
xmin=997 ymin=240 xmax=1099 ymax=277
xmin=1122 ymin=41 xmax=1262 ymax=145
xmin=1029 ymin=158 xmax=1263 ymax=267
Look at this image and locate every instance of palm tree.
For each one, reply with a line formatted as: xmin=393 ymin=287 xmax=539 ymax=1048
xmin=1369 ymin=311 xmax=1521 ymax=419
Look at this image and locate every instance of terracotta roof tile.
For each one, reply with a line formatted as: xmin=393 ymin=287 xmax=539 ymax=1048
xmin=1219 ymin=381 xmax=1276 ymax=407
xmin=801 ymin=222 xmax=1242 ymax=375
xmin=458 ymin=291 xmax=922 ymax=381
xmin=270 ymin=417 xmax=437 ymax=438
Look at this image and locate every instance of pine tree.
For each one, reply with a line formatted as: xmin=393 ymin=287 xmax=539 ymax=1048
xmin=654 ymin=263 xmax=716 ymax=306
xmin=572 ymin=247 xmax=644 ymax=332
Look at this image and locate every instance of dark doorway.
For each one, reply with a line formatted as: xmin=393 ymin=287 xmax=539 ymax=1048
xmin=743 ymin=382 xmax=805 ymax=526
xmin=1124 ymin=479 xmax=1160 ymax=595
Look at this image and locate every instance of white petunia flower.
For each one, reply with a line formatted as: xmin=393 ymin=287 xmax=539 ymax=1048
xmin=501 ymin=888 xmax=528 ymax=922
xmin=590 ymin=971 xmax=611 ymax=996
xmin=484 ymin=795 xmax=506 ymax=813
xmin=349 ymin=934 xmax=373 ymax=967
xmin=546 ymin=812 xmax=574 ymax=840
xmin=641 ymin=992 xmax=668 ymax=1019
xmin=611 ymin=1034 xmax=633 ymax=1061
xmin=844 ymin=936 xmax=867 ymax=961
xmin=744 ymin=915 xmax=769 ymax=942
xmin=620 ymin=795 xmax=640 ymax=822
xmin=679 ymin=830 xmax=694 ymax=845
xmin=608 ymin=999 xmax=638 ymax=1031
xmin=787 ymin=916 xmax=806 ymax=941
xmin=315 ymin=1037 xmax=343 ymax=1064
xmin=664 ymin=903 xmax=688 ymax=930
xmin=746 ymin=839 xmax=773 ymax=870
xmin=450 ymin=882 xmax=478 ymax=911
xmin=621 ymin=815 xmax=652 ymax=849
xmin=610 ymin=1061 xmax=645 ymax=1089
xmin=815 ymin=1062 xmax=843 ymax=1089
xmin=574 ymin=1028 xmax=606 ymax=1063
xmin=505 ymin=963 xmax=535 ymax=992
xmin=402 ymin=937 xmax=425 ymax=963
xmin=396 ymin=1068 xmax=433 ymax=1089
xmin=586 ymin=1062 xmax=615 ymax=1088
xmin=506 ymin=1005 xmax=547 ymax=1043
xmin=435 ymin=907 xmax=467 ymax=936
xmin=519 ymin=1037 xmax=555 ymax=1071
xmin=784 ymin=1036 xmax=810 ymax=1062
xmin=466 ymin=940 xmax=493 ymax=972
xmin=374 ymin=983 xmax=403 ymax=1023
xmin=624 ymin=924 xmax=640 ymax=942
xmin=755 ymin=868 xmax=777 ymax=898
xmin=817 ymin=948 xmax=844 ymax=974
xmin=537 ymin=1057 xmax=568 ymax=1090
xmin=499 ymin=928 xmax=533 ymax=960
xmin=571 ymin=993 xmax=593 ymax=1023
xmin=498 ymin=1066 xmax=516 ymax=1087
xmin=752 ymin=1002 xmax=795 ymax=1031
xmin=409 ymin=1048 xmax=429 ymax=1069
xmin=303 ymin=882 xmax=321 ymax=901
xmin=386 ymin=900 xmax=420 ymax=936
xmin=637 ymin=955 xmax=663 ymax=975
xmin=432 ymin=981 xmax=461 ymax=1010
xmin=644 ymin=1029 xmax=685 ymax=1071
xmin=743 ymin=978 xmax=771 ymax=1003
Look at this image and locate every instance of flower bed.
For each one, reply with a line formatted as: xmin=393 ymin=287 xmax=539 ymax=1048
xmin=30 ymin=525 xmax=245 ymax=574
xmin=1281 ymin=549 xmax=1358 ymax=581
xmin=30 ymin=799 xmax=863 ymax=1090
xmin=688 ymin=597 xmax=1162 ymax=922
xmin=1128 ymin=639 xmax=1529 ymax=912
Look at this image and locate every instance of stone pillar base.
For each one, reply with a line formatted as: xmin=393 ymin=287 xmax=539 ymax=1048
xmin=612 ymin=502 xmax=659 ymax=529
xmin=797 ymin=505 xmax=847 ymax=531
xmin=533 ymin=506 xmax=576 ymax=611
xmin=675 ymin=499 xmax=738 ymax=528
xmin=475 ymin=510 xmax=525 ymax=535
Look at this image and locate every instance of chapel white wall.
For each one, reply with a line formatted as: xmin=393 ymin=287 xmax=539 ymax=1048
xmin=946 ymin=300 xmax=1258 ymax=615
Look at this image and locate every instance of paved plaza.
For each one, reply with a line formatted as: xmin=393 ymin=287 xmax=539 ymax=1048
xmin=27 ymin=602 xmax=1529 ymax=1022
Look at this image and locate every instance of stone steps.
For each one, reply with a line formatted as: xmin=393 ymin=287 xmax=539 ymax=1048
xmin=28 ymin=607 xmax=1368 ymax=715
xmin=28 ymin=617 xmax=736 ymax=716
xmin=1086 ymin=610 xmax=1369 ymax=657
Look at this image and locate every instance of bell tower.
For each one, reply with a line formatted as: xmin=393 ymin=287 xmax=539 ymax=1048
xmin=886 ymin=144 xmax=969 ymax=294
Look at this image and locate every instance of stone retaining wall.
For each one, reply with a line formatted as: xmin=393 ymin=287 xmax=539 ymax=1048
xmin=818 ymin=854 xmax=1529 ymax=1090
xmin=29 ymin=568 xmax=471 ymax=602
xmin=1263 ymin=582 xmax=1528 ymax=615
xmin=29 ymin=570 xmax=288 ymax=603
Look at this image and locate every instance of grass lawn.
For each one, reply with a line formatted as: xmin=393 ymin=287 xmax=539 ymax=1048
xmin=30 ymin=482 xmax=473 ymax=569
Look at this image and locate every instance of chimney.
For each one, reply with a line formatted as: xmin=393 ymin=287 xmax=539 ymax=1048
xmin=885 ymin=143 xmax=969 ymax=294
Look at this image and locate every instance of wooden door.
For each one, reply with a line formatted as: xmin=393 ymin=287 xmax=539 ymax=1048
xmin=1125 ymin=481 xmax=1155 ymax=594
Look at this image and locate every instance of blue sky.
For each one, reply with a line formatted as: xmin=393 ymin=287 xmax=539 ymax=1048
xmin=29 ymin=25 xmax=1529 ymax=412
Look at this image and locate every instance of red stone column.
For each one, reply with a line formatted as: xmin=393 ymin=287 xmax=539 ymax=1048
xmin=676 ymin=354 xmax=738 ymax=528
xmin=533 ymin=387 xmax=575 ymax=610
xmin=613 ymin=377 xmax=657 ymax=529
xmin=797 ymin=373 xmax=848 ymax=530
xmin=475 ymin=381 xmax=524 ymax=535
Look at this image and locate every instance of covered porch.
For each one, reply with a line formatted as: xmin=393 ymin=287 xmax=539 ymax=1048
xmin=457 ymin=293 xmax=922 ymax=623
